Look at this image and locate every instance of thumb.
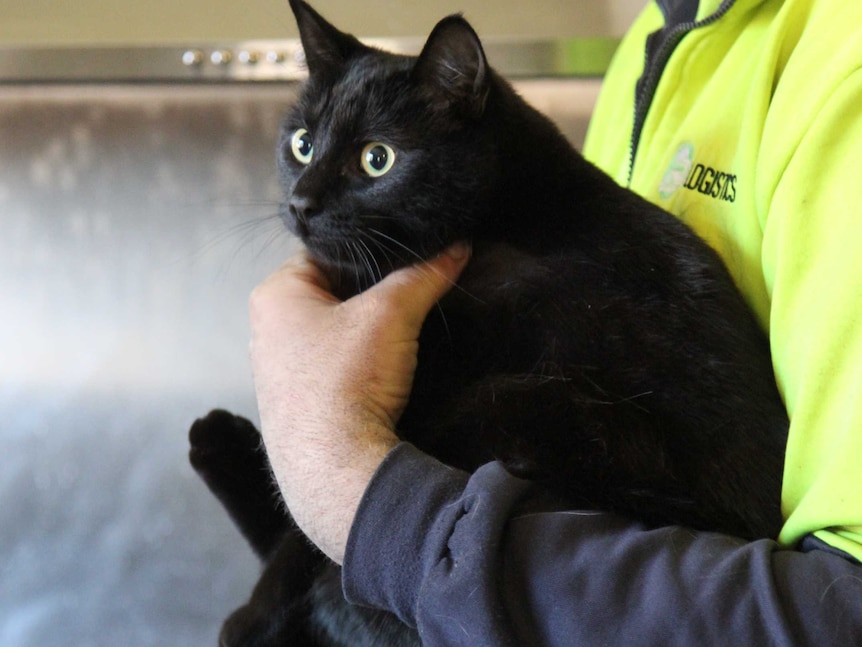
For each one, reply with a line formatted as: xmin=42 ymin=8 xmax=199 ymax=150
xmin=359 ymin=242 xmax=471 ymax=332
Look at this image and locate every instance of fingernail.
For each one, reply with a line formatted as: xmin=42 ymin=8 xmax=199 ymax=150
xmin=446 ymin=242 xmax=471 ymax=261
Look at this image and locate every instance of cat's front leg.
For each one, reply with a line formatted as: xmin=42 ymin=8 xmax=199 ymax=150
xmin=189 ymin=409 xmax=290 ymax=559
xmin=406 ymin=371 xmax=590 ymax=478
xmin=414 ymin=372 xmax=703 ymax=528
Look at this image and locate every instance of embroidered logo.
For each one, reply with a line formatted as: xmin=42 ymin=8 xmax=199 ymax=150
xmin=659 ymin=142 xmax=737 ymax=203
xmin=658 ymin=142 xmax=694 ymax=199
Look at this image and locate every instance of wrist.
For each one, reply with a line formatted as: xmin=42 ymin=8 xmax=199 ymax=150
xmin=277 ymin=426 xmax=399 ymax=565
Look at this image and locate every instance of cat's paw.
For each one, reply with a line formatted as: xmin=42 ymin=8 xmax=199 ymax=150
xmin=189 ymin=409 xmax=289 ymax=558
xmin=189 ymin=409 xmax=263 ymax=477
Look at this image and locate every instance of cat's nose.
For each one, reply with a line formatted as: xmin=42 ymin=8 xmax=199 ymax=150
xmin=289 ymin=194 xmax=321 ymax=228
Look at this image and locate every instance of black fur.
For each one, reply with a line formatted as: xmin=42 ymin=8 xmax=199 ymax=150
xmin=190 ymin=2 xmax=789 ymax=644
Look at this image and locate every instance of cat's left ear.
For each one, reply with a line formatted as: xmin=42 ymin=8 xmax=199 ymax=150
xmin=289 ymin=0 xmax=364 ymax=79
xmin=413 ymin=15 xmax=490 ymax=118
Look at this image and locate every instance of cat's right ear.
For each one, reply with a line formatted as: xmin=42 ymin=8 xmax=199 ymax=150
xmin=289 ymin=0 xmax=363 ymax=79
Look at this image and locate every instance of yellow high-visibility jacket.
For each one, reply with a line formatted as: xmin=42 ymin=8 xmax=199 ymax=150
xmin=584 ymin=0 xmax=862 ymax=560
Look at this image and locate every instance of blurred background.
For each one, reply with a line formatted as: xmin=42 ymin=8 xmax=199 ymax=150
xmin=0 ymin=1 xmax=643 ymax=645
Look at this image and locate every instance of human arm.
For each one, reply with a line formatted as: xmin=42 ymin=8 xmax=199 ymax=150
xmin=343 ymin=442 xmax=862 ymax=647
xmin=249 ymin=243 xmax=471 ymax=563
xmin=249 ymin=241 xmax=862 ymax=646
xmin=757 ymin=64 xmax=862 ymax=556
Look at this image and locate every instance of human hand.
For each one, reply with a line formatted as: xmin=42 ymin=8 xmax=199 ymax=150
xmin=249 ymin=244 xmax=471 ymax=563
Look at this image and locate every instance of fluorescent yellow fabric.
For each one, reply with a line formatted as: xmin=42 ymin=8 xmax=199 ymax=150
xmin=584 ymin=0 xmax=862 ymax=559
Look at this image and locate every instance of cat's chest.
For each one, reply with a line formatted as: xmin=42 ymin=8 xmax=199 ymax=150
xmin=417 ymin=243 xmax=570 ymax=373
xmin=450 ymin=242 xmax=555 ymax=306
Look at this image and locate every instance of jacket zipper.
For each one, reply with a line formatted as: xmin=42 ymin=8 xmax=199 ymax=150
xmin=627 ymin=0 xmax=737 ymax=186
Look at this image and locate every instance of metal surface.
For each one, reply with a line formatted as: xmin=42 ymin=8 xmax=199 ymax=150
xmin=0 ymin=84 xmax=298 ymax=646
xmin=0 ymin=79 xmax=600 ymax=646
xmin=0 ymin=37 xmax=619 ymax=83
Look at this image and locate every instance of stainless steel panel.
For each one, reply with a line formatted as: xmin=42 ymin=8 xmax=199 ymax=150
xmin=0 ymin=84 xmax=298 ymax=646
xmin=0 ymin=80 xmax=599 ymax=645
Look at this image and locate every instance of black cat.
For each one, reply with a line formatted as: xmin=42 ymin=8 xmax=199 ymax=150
xmin=189 ymin=1 xmax=789 ymax=645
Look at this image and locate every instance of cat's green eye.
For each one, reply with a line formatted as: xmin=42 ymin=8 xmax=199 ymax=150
xmin=361 ymin=142 xmax=396 ymax=177
xmin=291 ymin=128 xmax=314 ymax=165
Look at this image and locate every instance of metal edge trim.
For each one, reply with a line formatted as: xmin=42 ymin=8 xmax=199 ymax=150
xmin=0 ymin=37 xmax=618 ymax=83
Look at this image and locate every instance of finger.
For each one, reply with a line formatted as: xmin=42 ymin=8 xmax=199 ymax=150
xmin=276 ymin=250 xmax=334 ymax=293
xmin=363 ymin=242 xmax=472 ymax=332
xmin=253 ymin=250 xmax=336 ymax=305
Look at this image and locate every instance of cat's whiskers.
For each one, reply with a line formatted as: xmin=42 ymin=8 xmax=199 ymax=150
xmin=359 ymin=214 xmax=401 ymax=222
xmin=360 ymin=228 xmax=468 ymax=343
xmin=363 ymin=227 xmax=419 ymax=264
xmin=342 ymin=240 xmax=367 ymax=294
xmin=191 ymin=213 xmax=282 ymax=260
xmin=254 ymin=217 xmax=294 ymax=259
xmin=328 ymin=239 xmax=348 ymax=296
xmin=351 ymin=239 xmax=378 ymax=291
xmin=365 ymin=228 xmax=485 ymax=305
xmin=182 ymin=212 xmax=291 ymax=285
xmin=356 ymin=228 xmax=397 ymax=273
xmin=355 ymin=237 xmax=384 ymax=284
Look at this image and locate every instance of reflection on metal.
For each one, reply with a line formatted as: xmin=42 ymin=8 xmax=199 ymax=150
xmin=0 ymin=80 xmax=600 ymax=644
xmin=0 ymin=37 xmax=618 ymax=83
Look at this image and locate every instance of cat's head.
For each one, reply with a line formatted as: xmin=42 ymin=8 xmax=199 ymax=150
xmin=279 ymin=0 xmax=498 ymax=290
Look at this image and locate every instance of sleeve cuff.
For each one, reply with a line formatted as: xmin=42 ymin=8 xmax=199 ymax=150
xmin=341 ymin=442 xmax=471 ymax=626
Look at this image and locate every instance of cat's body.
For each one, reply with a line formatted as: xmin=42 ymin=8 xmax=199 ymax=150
xmin=189 ymin=1 xmax=789 ymax=645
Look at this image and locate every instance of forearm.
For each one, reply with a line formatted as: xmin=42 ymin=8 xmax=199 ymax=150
xmin=343 ymin=443 xmax=862 ymax=646
xmin=250 ymin=246 xmax=470 ymax=564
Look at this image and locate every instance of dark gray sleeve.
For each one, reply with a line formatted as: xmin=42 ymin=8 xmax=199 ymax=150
xmin=342 ymin=443 xmax=862 ymax=646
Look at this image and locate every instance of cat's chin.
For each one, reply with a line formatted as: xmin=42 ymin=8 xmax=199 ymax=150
xmin=300 ymin=230 xmax=460 ymax=298
xmin=305 ymin=246 xmax=407 ymax=299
